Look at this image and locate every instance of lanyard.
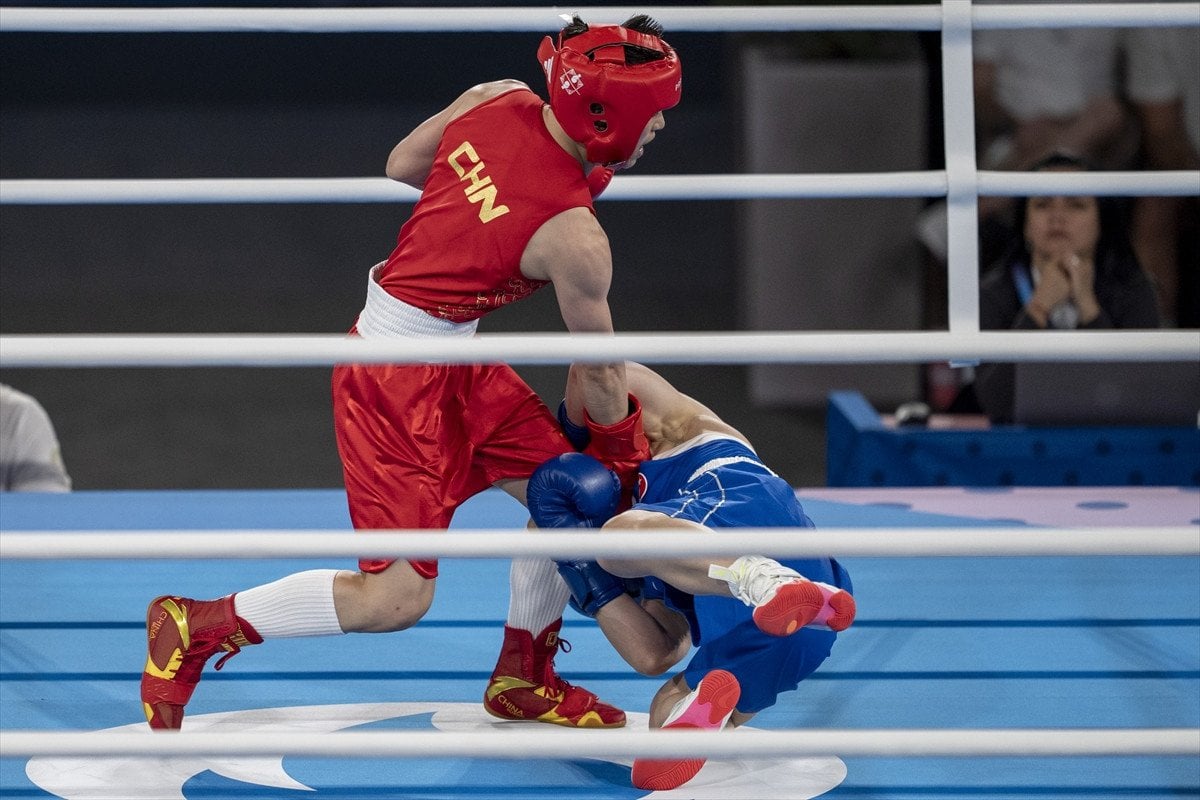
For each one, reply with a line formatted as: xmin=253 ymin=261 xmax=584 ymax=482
xmin=1010 ymin=262 xmax=1034 ymax=305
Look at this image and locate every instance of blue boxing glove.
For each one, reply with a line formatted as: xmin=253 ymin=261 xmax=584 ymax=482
xmin=527 ymin=452 xmax=620 ymax=529
xmin=557 ymin=560 xmax=632 ymax=618
xmin=556 ymin=400 xmax=591 ymax=451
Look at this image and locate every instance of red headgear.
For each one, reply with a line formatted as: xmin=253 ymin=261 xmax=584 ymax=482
xmin=538 ymin=24 xmax=682 ymax=166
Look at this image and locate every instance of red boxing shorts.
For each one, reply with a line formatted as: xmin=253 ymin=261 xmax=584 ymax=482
xmin=332 ymin=359 xmax=572 ymax=579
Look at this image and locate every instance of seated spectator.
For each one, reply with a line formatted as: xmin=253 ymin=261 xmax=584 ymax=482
xmin=917 ymin=17 xmax=1136 ymax=408
xmin=0 ymin=383 xmax=71 ymax=492
xmin=918 ymin=16 xmax=1134 ymax=267
xmin=1123 ymin=25 xmax=1200 ymax=327
xmin=954 ymin=152 xmax=1162 ymax=422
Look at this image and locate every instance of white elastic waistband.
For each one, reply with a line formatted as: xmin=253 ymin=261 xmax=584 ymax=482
xmin=688 ymin=455 xmax=778 ymax=484
xmin=655 ymin=432 xmax=753 ymax=461
xmin=356 ymin=263 xmax=479 ymax=339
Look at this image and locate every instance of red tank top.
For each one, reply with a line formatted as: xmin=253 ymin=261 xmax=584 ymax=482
xmin=377 ymin=88 xmax=595 ymax=322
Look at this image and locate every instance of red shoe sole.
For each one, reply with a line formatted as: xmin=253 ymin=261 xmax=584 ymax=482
xmin=631 ymin=670 xmax=740 ymax=791
xmin=824 ymin=589 xmax=857 ymax=632
xmin=632 ymin=756 xmax=707 ymax=791
xmin=752 ymin=581 xmax=823 ymax=636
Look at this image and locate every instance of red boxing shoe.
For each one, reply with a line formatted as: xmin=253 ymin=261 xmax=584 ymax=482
xmin=140 ymin=595 xmax=261 ymax=730
xmin=484 ymin=620 xmax=625 ymax=728
xmin=710 ymin=556 xmax=857 ymax=636
xmin=631 ymin=669 xmax=741 ymax=791
xmin=754 ymin=578 xmax=857 ymax=636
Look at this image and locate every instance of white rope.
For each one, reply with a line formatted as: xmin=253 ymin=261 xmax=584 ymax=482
xmin=978 ymin=170 xmax=1200 ymax=197
xmin=2 ymin=4 xmax=1197 ymax=33
xmin=1 ymin=727 xmax=1196 ymax=759
xmin=2 ymin=527 xmax=1197 ymax=560
xmin=973 ymin=2 xmax=1200 ymax=29
xmin=3 ymin=171 xmax=1196 ymax=205
xmin=0 ymin=330 xmax=1195 ymax=368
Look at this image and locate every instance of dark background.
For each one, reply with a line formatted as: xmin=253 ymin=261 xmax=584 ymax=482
xmin=0 ymin=2 xmax=939 ymax=490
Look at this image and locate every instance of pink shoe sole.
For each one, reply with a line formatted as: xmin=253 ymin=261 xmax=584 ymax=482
xmin=631 ymin=669 xmax=741 ymax=791
xmin=753 ymin=580 xmax=857 ymax=636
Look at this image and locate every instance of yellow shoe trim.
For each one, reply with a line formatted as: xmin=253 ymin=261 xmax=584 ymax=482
xmin=144 ymin=648 xmax=183 ymax=682
xmin=485 ymin=675 xmax=537 ymax=702
xmin=534 ymin=708 xmax=616 ymax=728
xmin=143 ymin=701 xmax=154 ymax=724
xmin=160 ymin=598 xmax=191 ymax=651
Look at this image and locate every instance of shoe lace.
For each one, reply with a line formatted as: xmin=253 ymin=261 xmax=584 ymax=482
xmin=213 ymin=642 xmax=241 ymax=671
xmin=212 ymin=640 xmax=244 ymax=671
xmin=712 ymin=557 xmax=801 ymax=607
xmin=541 ymin=635 xmax=574 ymax=692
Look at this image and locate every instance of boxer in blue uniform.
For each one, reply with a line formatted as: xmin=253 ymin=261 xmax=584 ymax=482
xmin=527 ymin=363 xmax=855 ymax=792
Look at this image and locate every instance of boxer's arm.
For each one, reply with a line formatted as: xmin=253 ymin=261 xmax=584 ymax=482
xmin=522 ymin=209 xmax=629 ymax=426
xmin=386 ymin=79 xmax=528 ymax=188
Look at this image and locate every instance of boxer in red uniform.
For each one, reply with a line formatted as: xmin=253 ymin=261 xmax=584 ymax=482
xmin=141 ymin=14 xmax=681 ymax=732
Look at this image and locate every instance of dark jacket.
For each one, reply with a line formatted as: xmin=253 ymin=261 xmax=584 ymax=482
xmin=971 ymin=259 xmax=1161 ymax=421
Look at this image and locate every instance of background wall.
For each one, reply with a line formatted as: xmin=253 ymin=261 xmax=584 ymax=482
xmin=0 ymin=4 xmax=937 ymax=490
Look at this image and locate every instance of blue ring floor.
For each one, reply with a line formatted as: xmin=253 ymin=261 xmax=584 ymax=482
xmin=1 ymin=487 xmax=1198 ymax=800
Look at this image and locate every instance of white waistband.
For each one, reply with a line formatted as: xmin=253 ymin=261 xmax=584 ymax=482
xmin=688 ymin=455 xmax=778 ymax=484
xmin=356 ymin=263 xmax=479 ymax=339
xmin=655 ymin=432 xmax=752 ymax=461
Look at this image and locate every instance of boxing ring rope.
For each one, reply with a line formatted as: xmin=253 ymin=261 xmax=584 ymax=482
xmin=2 ymin=3 xmax=1198 ymax=32
xmin=3 ymin=169 xmax=1198 ymax=204
xmin=3 ymin=727 xmax=1198 ymax=759
xmin=3 ymin=526 xmax=1197 ymax=560
xmin=1 ymin=330 xmax=1197 ymax=368
xmin=2 ymin=1 xmax=1198 ymax=772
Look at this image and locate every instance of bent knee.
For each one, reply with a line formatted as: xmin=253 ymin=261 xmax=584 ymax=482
xmin=359 ymin=600 xmax=430 ymax=633
xmin=336 ymin=567 xmax=435 ymax=633
xmin=630 ymin=654 xmax=677 ymax=677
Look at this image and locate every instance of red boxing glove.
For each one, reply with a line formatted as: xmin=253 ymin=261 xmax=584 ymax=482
xmin=587 ymin=166 xmax=615 ymax=199
xmin=583 ymin=394 xmax=651 ymax=511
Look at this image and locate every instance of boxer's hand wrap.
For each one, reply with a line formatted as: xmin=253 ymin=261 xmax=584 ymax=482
xmin=583 ymin=395 xmax=651 ymax=511
xmin=587 ymin=166 xmax=615 ymax=199
xmin=556 ymin=400 xmax=591 ymax=451
xmin=557 ymin=560 xmax=630 ymax=618
xmin=527 ymin=453 xmax=620 ymax=530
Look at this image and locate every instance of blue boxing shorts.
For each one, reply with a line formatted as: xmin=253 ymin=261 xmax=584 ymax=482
xmin=634 ymin=435 xmax=853 ymax=713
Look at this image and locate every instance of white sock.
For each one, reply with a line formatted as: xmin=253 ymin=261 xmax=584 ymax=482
xmin=233 ymin=569 xmax=345 ymax=638
xmin=506 ymin=558 xmax=569 ymax=633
